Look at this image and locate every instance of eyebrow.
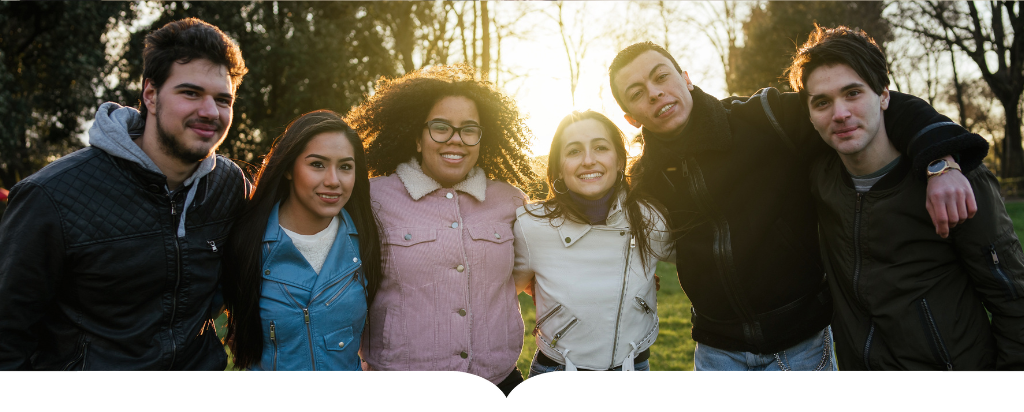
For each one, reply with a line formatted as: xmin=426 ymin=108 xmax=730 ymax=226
xmin=430 ymin=118 xmax=480 ymax=126
xmin=809 ymin=81 xmax=866 ymax=102
xmin=305 ymin=154 xmax=355 ymax=162
xmin=624 ymin=63 xmax=668 ymax=94
xmin=173 ymin=82 xmax=234 ymax=100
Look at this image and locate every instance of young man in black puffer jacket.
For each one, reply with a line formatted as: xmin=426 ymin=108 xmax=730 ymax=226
xmin=608 ymin=40 xmax=988 ymax=370
xmin=793 ymin=25 xmax=1024 ymax=370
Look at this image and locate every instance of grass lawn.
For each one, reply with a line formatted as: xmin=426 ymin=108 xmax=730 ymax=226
xmin=221 ymin=199 xmax=1024 ymax=371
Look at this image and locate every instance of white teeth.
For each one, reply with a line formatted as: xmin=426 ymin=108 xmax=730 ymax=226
xmin=657 ymin=104 xmax=675 ymax=116
xmin=579 ymin=172 xmax=603 ymax=180
xmin=441 ymin=154 xmax=464 ymax=160
xmin=319 ymin=194 xmax=340 ymax=199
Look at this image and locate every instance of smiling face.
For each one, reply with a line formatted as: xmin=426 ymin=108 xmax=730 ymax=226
xmin=416 ymin=95 xmax=482 ymax=188
xmin=280 ymin=131 xmax=356 ymax=235
xmin=143 ymin=58 xmax=234 ymax=164
xmin=806 ymin=63 xmax=890 ymax=161
xmin=559 ymin=119 xmax=624 ymax=200
xmin=613 ymin=50 xmax=694 ymax=135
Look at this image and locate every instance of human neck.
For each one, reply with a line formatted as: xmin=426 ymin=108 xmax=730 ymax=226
xmin=568 ymin=189 xmax=614 ymax=225
xmin=839 ymin=130 xmax=900 ymax=177
xmin=138 ymin=118 xmax=201 ymax=191
xmin=278 ymin=198 xmax=334 ymax=236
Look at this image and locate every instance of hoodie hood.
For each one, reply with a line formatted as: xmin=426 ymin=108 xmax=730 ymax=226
xmin=89 ymin=102 xmax=219 ymax=237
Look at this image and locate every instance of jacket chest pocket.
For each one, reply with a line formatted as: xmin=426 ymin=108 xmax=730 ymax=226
xmin=383 ymin=227 xmax=438 ymax=287
xmin=466 ymin=223 xmax=515 ymax=284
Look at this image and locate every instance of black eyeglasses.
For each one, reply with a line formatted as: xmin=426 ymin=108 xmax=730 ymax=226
xmin=424 ymin=121 xmax=483 ymax=146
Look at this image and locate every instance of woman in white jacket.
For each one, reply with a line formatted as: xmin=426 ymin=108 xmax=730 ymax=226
xmin=513 ymin=110 xmax=674 ymax=375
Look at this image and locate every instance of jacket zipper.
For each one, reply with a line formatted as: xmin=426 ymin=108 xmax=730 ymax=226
xmin=548 ymin=317 xmax=578 ymax=348
xmin=168 ymin=193 xmax=181 ymax=370
xmin=920 ymin=299 xmax=953 ymax=371
xmin=62 ymin=341 xmax=89 ymax=371
xmin=207 ymin=240 xmax=218 ymax=252
xmin=989 ymin=246 xmax=1019 ymax=299
xmin=862 ymin=322 xmax=875 ymax=371
xmin=853 ymin=193 xmax=865 ymax=306
xmin=685 ymin=159 xmax=755 ymax=323
xmin=609 ymin=235 xmax=635 ymax=368
xmin=280 ymin=286 xmax=318 ymax=370
xmin=324 ymin=267 xmax=361 ymax=306
xmin=533 ymin=304 xmax=564 ymax=336
xmin=269 ymin=321 xmax=278 ymax=371
xmin=635 ymin=296 xmax=652 ymax=313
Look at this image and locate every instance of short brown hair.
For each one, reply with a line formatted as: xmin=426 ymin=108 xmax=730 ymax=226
xmin=608 ymin=42 xmax=683 ymax=114
xmin=787 ymin=24 xmax=889 ymax=97
xmin=140 ymin=18 xmax=247 ymax=117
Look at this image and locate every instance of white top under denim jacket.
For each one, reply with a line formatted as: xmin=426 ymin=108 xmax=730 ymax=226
xmin=251 ymin=202 xmax=366 ymax=371
xmin=512 ymin=191 xmax=674 ymax=370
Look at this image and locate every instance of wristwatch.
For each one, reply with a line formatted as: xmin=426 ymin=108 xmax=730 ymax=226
xmin=926 ymin=158 xmax=962 ymax=178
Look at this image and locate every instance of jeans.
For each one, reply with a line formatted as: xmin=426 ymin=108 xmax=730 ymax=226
xmin=693 ymin=326 xmax=837 ymax=371
xmin=527 ymin=350 xmax=651 ymax=378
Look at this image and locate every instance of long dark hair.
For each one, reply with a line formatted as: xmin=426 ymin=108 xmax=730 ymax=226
xmin=222 ymin=110 xmax=384 ymax=369
xmin=345 ymin=64 xmax=535 ymax=188
xmin=529 ymin=110 xmax=667 ymax=271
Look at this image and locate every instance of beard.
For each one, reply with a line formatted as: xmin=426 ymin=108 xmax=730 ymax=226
xmin=154 ymin=105 xmax=225 ymax=165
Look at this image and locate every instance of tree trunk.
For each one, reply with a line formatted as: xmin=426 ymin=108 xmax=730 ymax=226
xmin=1001 ymin=97 xmax=1024 ymax=180
xmin=480 ymin=1 xmax=490 ymax=81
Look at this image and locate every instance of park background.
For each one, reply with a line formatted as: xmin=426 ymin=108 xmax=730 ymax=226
xmin=1 ymin=1 xmax=1022 ymax=371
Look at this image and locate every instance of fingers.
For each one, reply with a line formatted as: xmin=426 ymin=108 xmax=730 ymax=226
xmin=966 ymin=182 xmax=978 ymax=219
xmin=925 ymin=169 xmax=976 ymax=238
xmin=929 ymin=200 xmax=951 ymax=238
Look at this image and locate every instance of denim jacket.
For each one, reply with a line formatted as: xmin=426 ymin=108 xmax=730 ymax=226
xmin=251 ymin=203 xmax=366 ymax=371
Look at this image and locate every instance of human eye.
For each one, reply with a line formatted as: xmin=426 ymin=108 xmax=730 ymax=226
xmin=847 ymin=89 xmax=861 ymax=98
xmin=310 ymin=161 xmax=325 ymax=169
xmin=182 ymin=90 xmax=199 ymax=98
xmin=656 ymin=72 xmax=668 ymax=82
xmin=340 ymin=162 xmax=354 ymax=171
xmin=430 ymin=122 xmax=453 ymax=133
xmin=629 ymin=89 xmax=642 ymax=101
xmin=216 ymin=97 xmax=232 ymax=107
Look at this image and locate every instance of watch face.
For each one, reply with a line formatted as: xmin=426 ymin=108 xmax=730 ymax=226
xmin=927 ymin=160 xmax=948 ymax=174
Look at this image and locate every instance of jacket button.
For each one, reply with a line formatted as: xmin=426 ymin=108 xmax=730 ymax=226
xmin=620 ymin=231 xmax=625 ymax=236
xmin=147 ymin=184 xmax=162 ymax=194
xmin=456 ymin=265 xmax=465 ymax=272
xmin=264 ymin=269 xmax=270 ymax=275
xmin=564 ymin=237 xmax=571 ymax=243
xmin=458 ymin=309 xmax=467 ymax=316
xmin=338 ymin=342 xmax=344 ymax=348
xmin=446 ymin=192 xmax=453 ymax=199
xmin=494 ymin=233 xmax=501 ymax=239
xmin=460 ymin=351 xmax=468 ymax=359
xmin=353 ymin=257 xmax=358 ymax=263
xmin=451 ymin=222 xmax=459 ymax=229
xmin=404 ymin=234 xmax=412 ymax=240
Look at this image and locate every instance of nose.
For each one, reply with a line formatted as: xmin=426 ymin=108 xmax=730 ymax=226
xmin=197 ymin=96 xmax=219 ymax=119
xmin=582 ymin=149 xmax=597 ymax=166
xmin=448 ymin=129 xmax=466 ymax=146
xmin=323 ymin=167 xmax=341 ymax=188
xmin=649 ymin=89 xmax=664 ymax=103
xmin=832 ymin=101 xmax=851 ymax=122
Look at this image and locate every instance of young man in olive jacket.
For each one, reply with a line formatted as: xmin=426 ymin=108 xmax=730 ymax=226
xmin=608 ymin=41 xmax=988 ymax=370
xmin=792 ymin=26 xmax=1024 ymax=370
xmin=0 ymin=18 xmax=250 ymax=370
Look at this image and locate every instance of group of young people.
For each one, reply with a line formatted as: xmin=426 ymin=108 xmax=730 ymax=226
xmin=0 ymin=16 xmax=1022 ymax=391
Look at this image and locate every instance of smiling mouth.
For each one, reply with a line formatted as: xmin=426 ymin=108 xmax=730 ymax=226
xmin=656 ymin=103 xmax=675 ymax=117
xmin=319 ymin=194 xmax=341 ymax=200
xmin=441 ymin=153 xmax=465 ymax=160
xmin=578 ymin=172 xmax=603 ymax=180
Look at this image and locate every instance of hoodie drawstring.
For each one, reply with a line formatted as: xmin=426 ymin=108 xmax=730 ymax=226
xmin=177 ymin=183 xmax=200 ymax=238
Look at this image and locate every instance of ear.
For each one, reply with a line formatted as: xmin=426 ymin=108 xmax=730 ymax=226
xmin=623 ymin=113 xmax=641 ymax=128
xmin=880 ymin=88 xmax=890 ymax=111
xmin=683 ymin=71 xmax=694 ymax=91
xmin=285 ymin=171 xmax=292 ymax=181
xmin=415 ymin=136 xmax=423 ymax=153
xmin=142 ymin=79 xmax=159 ymax=115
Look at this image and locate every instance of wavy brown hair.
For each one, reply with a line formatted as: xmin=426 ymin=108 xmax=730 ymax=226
xmin=346 ymin=64 xmax=535 ymax=188
xmin=529 ymin=110 xmax=668 ymax=272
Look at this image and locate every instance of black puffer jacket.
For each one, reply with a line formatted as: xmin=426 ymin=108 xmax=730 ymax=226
xmin=0 ymin=148 xmax=248 ymax=370
xmin=635 ymin=86 xmax=989 ymax=354
xmin=812 ymin=155 xmax=1024 ymax=370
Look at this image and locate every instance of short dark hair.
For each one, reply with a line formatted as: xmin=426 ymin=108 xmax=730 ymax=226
xmin=787 ymin=24 xmax=889 ymax=98
xmin=140 ymin=18 xmax=248 ymax=118
xmin=608 ymin=41 xmax=683 ymax=114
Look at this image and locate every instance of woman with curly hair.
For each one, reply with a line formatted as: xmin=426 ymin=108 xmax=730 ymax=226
xmin=222 ymin=110 xmax=384 ymax=370
xmin=347 ymin=65 xmax=534 ymax=395
xmin=513 ymin=110 xmax=672 ymax=375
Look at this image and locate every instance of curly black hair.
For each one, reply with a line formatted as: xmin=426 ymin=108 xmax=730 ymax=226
xmin=346 ymin=64 xmax=536 ymax=189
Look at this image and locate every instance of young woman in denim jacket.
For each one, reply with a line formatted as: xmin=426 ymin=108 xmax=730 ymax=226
xmin=346 ymin=65 xmax=534 ymax=395
xmin=222 ymin=110 xmax=385 ymax=370
xmin=513 ymin=111 xmax=673 ymax=375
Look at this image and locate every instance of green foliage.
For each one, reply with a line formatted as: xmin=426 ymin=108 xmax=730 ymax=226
xmin=728 ymin=1 xmax=890 ymax=96
xmin=0 ymin=2 xmax=136 ymax=188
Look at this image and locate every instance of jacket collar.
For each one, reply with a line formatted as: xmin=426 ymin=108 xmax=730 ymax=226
xmin=641 ymin=85 xmax=733 ymax=156
xmin=555 ymin=189 xmax=628 ymax=248
xmin=263 ymin=201 xmax=358 ymax=243
xmin=395 ymin=158 xmax=487 ymax=202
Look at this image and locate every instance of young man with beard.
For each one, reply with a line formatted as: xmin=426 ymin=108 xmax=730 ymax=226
xmin=609 ymin=40 xmax=988 ymax=370
xmin=0 ymin=18 xmax=250 ymax=370
xmin=792 ymin=26 xmax=1024 ymax=370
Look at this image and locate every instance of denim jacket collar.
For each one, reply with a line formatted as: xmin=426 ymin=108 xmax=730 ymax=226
xmin=262 ymin=202 xmax=360 ymax=296
xmin=395 ymin=158 xmax=487 ymax=202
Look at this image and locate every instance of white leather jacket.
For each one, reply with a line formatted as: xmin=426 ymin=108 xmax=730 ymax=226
xmin=512 ymin=192 xmax=673 ymax=370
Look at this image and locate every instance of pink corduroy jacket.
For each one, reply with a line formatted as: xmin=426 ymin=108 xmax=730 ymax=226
xmin=359 ymin=159 xmax=527 ymax=384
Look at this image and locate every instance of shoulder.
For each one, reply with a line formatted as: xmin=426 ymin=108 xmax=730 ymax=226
xmin=369 ymin=174 xmax=405 ymax=196
xmin=19 ymin=147 xmax=107 ymax=187
xmin=485 ymin=179 xmax=528 ymax=207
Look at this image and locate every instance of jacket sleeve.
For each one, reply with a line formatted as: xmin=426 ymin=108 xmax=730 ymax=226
xmin=511 ymin=215 xmax=535 ymax=295
xmin=767 ymin=88 xmax=989 ymax=177
xmin=0 ymin=182 xmax=66 ymax=370
xmin=951 ymin=166 xmax=1024 ymax=370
